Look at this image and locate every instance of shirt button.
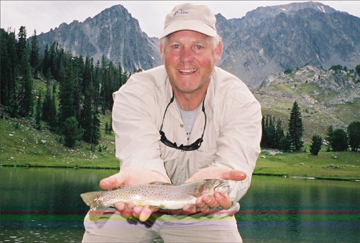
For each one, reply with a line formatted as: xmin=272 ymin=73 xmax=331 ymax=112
xmin=180 ymin=124 xmax=184 ymax=128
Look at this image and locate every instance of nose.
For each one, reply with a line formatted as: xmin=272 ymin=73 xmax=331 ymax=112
xmin=180 ymin=47 xmax=194 ymax=63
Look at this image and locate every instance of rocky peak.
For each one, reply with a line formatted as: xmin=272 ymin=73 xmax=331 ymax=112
xmin=216 ymin=2 xmax=360 ymax=88
xmin=35 ymin=4 xmax=162 ymax=73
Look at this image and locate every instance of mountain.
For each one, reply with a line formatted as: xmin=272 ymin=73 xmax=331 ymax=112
xmin=217 ymin=2 xmax=360 ymax=88
xmin=32 ymin=2 xmax=360 ymax=88
xmin=35 ymin=5 xmax=162 ymax=72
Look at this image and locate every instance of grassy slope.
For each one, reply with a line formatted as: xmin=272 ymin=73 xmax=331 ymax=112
xmin=1 ymin=114 xmax=359 ymax=181
xmin=255 ymin=66 xmax=360 ymax=145
xmin=0 ymin=114 xmax=119 ymax=169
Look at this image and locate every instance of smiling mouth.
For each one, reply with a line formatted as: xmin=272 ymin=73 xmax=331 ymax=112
xmin=179 ymin=68 xmax=197 ymax=74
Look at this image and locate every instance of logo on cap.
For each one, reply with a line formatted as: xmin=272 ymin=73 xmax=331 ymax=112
xmin=173 ymin=8 xmax=197 ymax=17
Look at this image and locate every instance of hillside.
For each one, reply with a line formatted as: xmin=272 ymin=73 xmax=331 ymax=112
xmin=0 ymin=76 xmax=119 ymax=169
xmin=2 ymin=103 xmax=359 ymax=181
xmin=256 ymin=65 xmax=360 ymax=143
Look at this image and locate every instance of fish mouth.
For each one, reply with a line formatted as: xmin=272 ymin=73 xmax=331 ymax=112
xmin=179 ymin=68 xmax=197 ymax=75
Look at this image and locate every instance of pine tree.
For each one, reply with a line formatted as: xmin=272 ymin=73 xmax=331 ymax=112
xmin=275 ymin=118 xmax=285 ymax=149
xmin=63 ymin=116 xmax=83 ymax=148
xmin=288 ymin=101 xmax=304 ymax=151
xmin=35 ymin=91 xmax=42 ymax=129
xmin=42 ymin=44 xmax=50 ymax=75
xmin=347 ymin=121 xmax=360 ymax=151
xmin=80 ymin=83 xmax=93 ymax=143
xmin=8 ymin=31 xmax=18 ymax=102
xmin=48 ymin=84 xmax=58 ymax=130
xmin=49 ymin=42 xmax=59 ymax=80
xmin=18 ymin=47 xmax=34 ymax=117
xmin=42 ymin=69 xmax=52 ymax=122
xmin=331 ymin=129 xmax=348 ymax=151
xmin=82 ymin=56 xmax=92 ymax=94
xmin=325 ymin=125 xmax=334 ymax=151
xmin=1 ymin=29 xmax=17 ymax=106
xmin=58 ymin=66 xmax=76 ymax=126
xmin=279 ymin=133 xmax=291 ymax=152
xmin=1 ymin=29 xmax=11 ymax=105
xmin=310 ymin=135 xmax=322 ymax=155
xmin=71 ymin=56 xmax=84 ymax=122
xmin=261 ymin=115 xmax=285 ymax=149
xmin=91 ymin=107 xmax=101 ymax=145
xmin=81 ymin=82 xmax=101 ymax=145
xmin=30 ymin=30 xmax=40 ymax=77
xmin=16 ymin=26 xmax=27 ymax=66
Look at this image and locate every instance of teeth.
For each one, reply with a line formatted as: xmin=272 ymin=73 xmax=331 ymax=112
xmin=180 ymin=69 xmax=196 ymax=73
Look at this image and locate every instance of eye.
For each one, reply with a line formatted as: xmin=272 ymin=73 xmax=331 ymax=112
xmin=173 ymin=44 xmax=180 ymax=49
xmin=195 ymin=45 xmax=203 ymax=50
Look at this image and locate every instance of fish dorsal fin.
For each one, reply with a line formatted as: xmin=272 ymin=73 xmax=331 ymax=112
xmin=149 ymin=181 xmax=172 ymax=185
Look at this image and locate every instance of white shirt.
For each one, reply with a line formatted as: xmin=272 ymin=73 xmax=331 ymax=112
xmin=112 ymin=65 xmax=262 ymax=203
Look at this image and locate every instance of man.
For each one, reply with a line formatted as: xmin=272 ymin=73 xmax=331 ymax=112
xmin=82 ymin=3 xmax=261 ymax=242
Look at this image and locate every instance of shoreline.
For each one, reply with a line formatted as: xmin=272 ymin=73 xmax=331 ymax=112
xmin=2 ymin=163 xmax=359 ymax=182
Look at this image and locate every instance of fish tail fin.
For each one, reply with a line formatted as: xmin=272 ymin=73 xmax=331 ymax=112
xmin=80 ymin=191 xmax=104 ymax=207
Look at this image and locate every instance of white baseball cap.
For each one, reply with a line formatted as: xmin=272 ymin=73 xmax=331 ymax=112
xmin=159 ymin=3 xmax=218 ymax=39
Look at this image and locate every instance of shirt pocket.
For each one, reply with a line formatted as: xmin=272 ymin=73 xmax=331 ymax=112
xmin=190 ymin=147 xmax=217 ymax=173
xmin=159 ymin=142 xmax=179 ymax=177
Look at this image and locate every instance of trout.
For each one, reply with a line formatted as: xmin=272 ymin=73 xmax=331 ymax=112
xmin=81 ymin=179 xmax=229 ymax=220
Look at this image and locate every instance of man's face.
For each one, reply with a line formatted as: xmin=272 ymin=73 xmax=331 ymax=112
xmin=160 ymin=30 xmax=222 ymax=96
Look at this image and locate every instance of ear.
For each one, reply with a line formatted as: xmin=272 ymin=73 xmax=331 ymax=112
xmin=159 ymin=41 xmax=165 ymax=61
xmin=214 ymin=40 xmax=223 ymax=63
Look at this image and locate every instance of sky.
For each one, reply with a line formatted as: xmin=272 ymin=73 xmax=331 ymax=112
xmin=1 ymin=1 xmax=360 ymax=38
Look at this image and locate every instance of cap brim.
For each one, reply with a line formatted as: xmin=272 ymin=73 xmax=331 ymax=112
xmin=159 ymin=20 xmax=217 ymax=39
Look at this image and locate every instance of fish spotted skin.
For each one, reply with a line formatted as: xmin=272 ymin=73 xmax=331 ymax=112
xmin=81 ymin=179 xmax=229 ymax=210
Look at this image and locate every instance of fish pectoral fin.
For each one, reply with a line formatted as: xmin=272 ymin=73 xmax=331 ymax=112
xmin=187 ymin=180 xmax=207 ymax=197
xmin=88 ymin=207 xmax=107 ymax=222
xmin=149 ymin=205 xmax=161 ymax=210
xmin=187 ymin=190 xmax=202 ymax=197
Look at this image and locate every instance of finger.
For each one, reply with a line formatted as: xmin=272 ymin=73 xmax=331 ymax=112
xmin=195 ymin=197 xmax=209 ymax=211
xmin=214 ymin=192 xmax=232 ymax=209
xmin=114 ymin=201 xmax=126 ymax=211
xmin=139 ymin=206 xmax=154 ymax=222
xmin=201 ymin=195 xmax=219 ymax=209
xmin=99 ymin=173 xmax=123 ymax=190
xmin=221 ymin=170 xmax=246 ymax=181
xmin=121 ymin=202 xmax=134 ymax=218
xmin=132 ymin=206 xmax=143 ymax=218
xmin=182 ymin=204 xmax=197 ymax=214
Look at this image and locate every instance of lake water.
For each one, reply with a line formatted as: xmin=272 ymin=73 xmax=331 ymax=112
xmin=1 ymin=167 xmax=359 ymax=243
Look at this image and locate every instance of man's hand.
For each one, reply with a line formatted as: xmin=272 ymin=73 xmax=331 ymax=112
xmin=183 ymin=167 xmax=246 ymax=214
xmin=100 ymin=167 xmax=170 ymax=222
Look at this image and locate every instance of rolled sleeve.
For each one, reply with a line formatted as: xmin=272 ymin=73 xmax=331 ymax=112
xmin=213 ymin=89 xmax=262 ymax=202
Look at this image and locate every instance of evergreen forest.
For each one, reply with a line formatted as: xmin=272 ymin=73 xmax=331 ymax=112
xmin=1 ymin=26 xmax=359 ymax=152
xmin=1 ymin=27 xmax=139 ymax=147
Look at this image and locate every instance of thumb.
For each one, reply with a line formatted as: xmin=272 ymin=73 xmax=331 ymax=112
xmin=100 ymin=172 xmax=124 ymax=190
xmin=222 ymin=170 xmax=247 ymax=181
